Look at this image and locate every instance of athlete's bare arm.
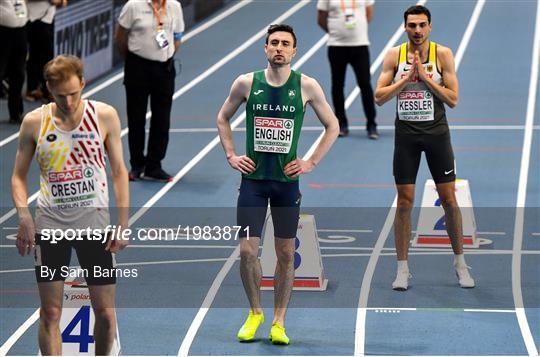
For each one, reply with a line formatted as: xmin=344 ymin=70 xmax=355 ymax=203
xmin=283 ymin=75 xmax=339 ymax=178
xmin=11 ymin=110 xmax=41 ymax=256
xmin=97 ymin=103 xmax=129 ymax=253
xmin=217 ymin=73 xmax=256 ymax=174
xmin=417 ymin=45 xmax=459 ymax=107
xmin=375 ymin=47 xmax=416 ymax=106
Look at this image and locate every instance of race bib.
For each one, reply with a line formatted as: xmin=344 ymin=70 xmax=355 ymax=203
xmin=46 ymin=167 xmax=98 ymax=209
xmin=155 ymin=30 xmax=169 ymax=49
xmin=254 ymin=117 xmax=294 ymax=154
xmin=397 ymin=90 xmax=435 ymax=121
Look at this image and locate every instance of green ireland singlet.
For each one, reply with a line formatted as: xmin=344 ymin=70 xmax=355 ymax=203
xmin=245 ymin=69 xmax=304 ymax=182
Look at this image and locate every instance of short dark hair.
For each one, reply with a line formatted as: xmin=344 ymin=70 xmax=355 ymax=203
xmin=404 ymin=5 xmax=431 ymax=24
xmin=265 ymin=24 xmax=297 ymax=48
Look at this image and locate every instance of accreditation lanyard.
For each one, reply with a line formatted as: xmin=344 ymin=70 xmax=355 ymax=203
xmin=151 ymin=0 xmax=167 ymax=31
xmin=340 ymin=0 xmax=356 ymax=13
xmin=340 ymin=0 xmax=357 ymax=29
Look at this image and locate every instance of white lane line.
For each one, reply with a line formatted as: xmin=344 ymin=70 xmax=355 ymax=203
xmin=177 ymin=246 xmax=239 ymax=357
xmin=125 ymin=244 xmax=236 ymax=249
xmin=0 ymin=0 xmax=301 ymax=227
xmin=0 ymin=0 xmax=253 ymax=149
xmin=0 ymin=273 xmax=75 ymax=356
xmin=411 ymin=230 xmax=506 ymax=235
xmin=2 ymin=248 xmax=540 ymax=274
xmin=0 ymin=310 xmax=40 ymax=356
xmin=368 ymin=307 xmax=416 ymax=311
xmin=2 ymin=243 xmax=540 ymax=256
xmin=464 ymin=309 xmax=516 ymax=313
xmin=353 ymin=198 xmax=397 ymax=356
xmin=0 ymin=257 xmax=234 ymax=274
xmin=175 ymin=0 xmax=254 ymax=44
xmin=114 ymin=257 xmax=230 ymax=267
xmin=323 ymin=250 xmax=540 ymax=258
xmin=532 ymin=233 xmax=540 ymax=236
xmin=352 ymin=0 xmax=431 ymax=351
xmin=512 ymin=0 xmax=540 ymax=355
xmin=165 ymin=125 xmax=539 ymax=133
xmin=454 ymin=0 xmax=485 ymax=67
xmin=304 ymin=0 xmax=423 ymax=159
xmin=129 ymin=0 xmax=313 ymax=224
xmin=0 ymin=268 xmax=34 ymax=273
xmin=354 ymin=0 xmax=485 ymax=355
xmin=176 ymin=12 xmax=330 ymax=357
xmin=0 ymin=2 xmax=309 ymax=354
xmin=0 ymin=192 xmax=38 ymax=226
xmin=367 ymin=307 xmax=516 ymax=313
xmin=318 ymin=229 xmax=373 ymax=233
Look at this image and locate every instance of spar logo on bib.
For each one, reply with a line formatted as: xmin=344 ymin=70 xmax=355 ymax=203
xmin=254 ymin=117 xmax=294 ymax=154
xmin=49 ymin=169 xmax=83 ymax=183
xmin=399 ymin=91 xmax=424 ymax=100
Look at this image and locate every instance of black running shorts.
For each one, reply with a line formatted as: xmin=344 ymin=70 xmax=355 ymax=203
xmin=237 ymin=178 xmax=301 ymax=239
xmin=34 ymin=233 xmax=116 ymax=285
xmin=393 ymin=131 xmax=456 ymax=185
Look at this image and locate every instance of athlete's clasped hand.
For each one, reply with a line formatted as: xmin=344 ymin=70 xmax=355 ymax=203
xmin=283 ymin=158 xmax=315 ymax=178
xmin=405 ymin=51 xmax=421 ymax=82
xmin=228 ymin=155 xmax=256 ymax=174
xmin=405 ymin=51 xmax=430 ymax=83
xmin=414 ymin=51 xmax=430 ymax=82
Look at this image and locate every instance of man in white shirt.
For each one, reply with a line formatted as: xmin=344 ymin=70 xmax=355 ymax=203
xmin=25 ymin=0 xmax=67 ymax=103
xmin=0 ymin=0 xmax=28 ymax=123
xmin=317 ymin=0 xmax=378 ymax=139
xmin=115 ymin=0 xmax=185 ymax=182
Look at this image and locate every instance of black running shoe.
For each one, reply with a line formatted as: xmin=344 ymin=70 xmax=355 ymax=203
xmin=128 ymin=167 xmax=144 ymax=181
xmin=142 ymin=168 xmax=173 ymax=182
xmin=339 ymin=127 xmax=349 ymax=137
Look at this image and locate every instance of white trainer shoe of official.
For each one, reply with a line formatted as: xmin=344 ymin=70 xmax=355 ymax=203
xmin=392 ymin=270 xmax=411 ymax=291
xmin=454 ymin=264 xmax=475 ymax=288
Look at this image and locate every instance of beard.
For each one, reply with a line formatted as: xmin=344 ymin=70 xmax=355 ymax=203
xmin=268 ymin=55 xmax=290 ymax=66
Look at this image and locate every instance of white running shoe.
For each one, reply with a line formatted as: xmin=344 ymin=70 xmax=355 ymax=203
xmin=454 ymin=264 xmax=475 ymax=288
xmin=392 ymin=270 xmax=411 ymax=291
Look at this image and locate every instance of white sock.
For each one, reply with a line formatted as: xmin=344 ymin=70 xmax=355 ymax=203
xmin=454 ymin=254 xmax=466 ymax=267
xmin=397 ymin=260 xmax=409 ymax=272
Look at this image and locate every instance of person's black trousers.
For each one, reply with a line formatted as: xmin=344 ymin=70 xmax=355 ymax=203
xmin=328 ymin=45 xmax=376 ymax=130
xmin=0 ymin=25 xmax=27 ymax=121
xmin=26 ymin=20 xmax=54 ymax=97
xmin=123 ymin=52 xmax=175 ymax=171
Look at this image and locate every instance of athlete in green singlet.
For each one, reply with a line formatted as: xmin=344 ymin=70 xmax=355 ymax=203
xmin=217 ymin=24 xmax=339 ymax=345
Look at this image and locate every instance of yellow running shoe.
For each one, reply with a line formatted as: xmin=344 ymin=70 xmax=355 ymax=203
xmin=269 ymin=322 xmax=289 ymax=345
xmin=237 ymin=310 xmax=264 ymax=341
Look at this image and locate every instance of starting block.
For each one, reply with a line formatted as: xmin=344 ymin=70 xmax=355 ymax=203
xmin=413 ymin=179 xmax=479 ymax=248
xmin=39 ymin=281 xmax=121 ymax=355
xmin=260 ymin=214 xmax=328 ymax=291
